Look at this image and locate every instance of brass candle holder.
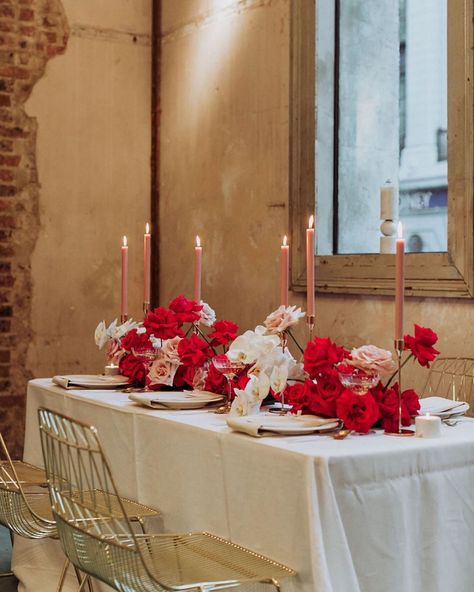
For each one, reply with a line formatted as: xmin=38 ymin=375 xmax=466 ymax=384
xmin=386 ymin=338 xmax=415 ymax=437
xmin=143 ymin=302 xmax=150 ymax=316
xmin=306 ymin=314 xmax=315 ymax=342
xmin=120 ymin=314 xmax=128 ymax=324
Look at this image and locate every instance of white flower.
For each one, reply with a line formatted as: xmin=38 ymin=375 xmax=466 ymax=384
xmin=148 ymin=356 xmax=178 ymax=387
xmin=263 ymin=305 xmax=305 ymax=335
xmin=229 ymin=373 xmax=270 ymax=416
xmin=287 ymin=361 xmax=306 ymax=381
xmin=270 ymin=365 xmax=288 ymax=394
xmin=136 ymin=326 xmax=147 ymax=335
xmin=199 ymin=301 xmax=217 ymax=327
xmin=95 ymin=321 xmax=108 ymax=349
xmin=160 ymin=336 xmax=182 ymax=364
xmin=227 ymin=326 xmax=279 ymax=365
xmin=149 ymin=335 xmax=162 ymax=350
xmin=349 ymin=345 xmax=396 ymax=375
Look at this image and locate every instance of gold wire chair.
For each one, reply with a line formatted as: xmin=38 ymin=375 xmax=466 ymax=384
xmin=421 ymin=357 xmax=474 ymax=416
xmin=38 ymin=407 xmax=296 ymax=592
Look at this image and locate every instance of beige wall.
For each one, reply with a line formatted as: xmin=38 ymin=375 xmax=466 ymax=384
xmin=26 ymin=0 xmax=152 ymax=376
xmin=160 ymin=0 xmax=470 ymax=391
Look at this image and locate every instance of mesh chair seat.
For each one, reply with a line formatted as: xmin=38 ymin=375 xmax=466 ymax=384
xmin=2 ymin=461 xmax=47 ymax=486
xmin=70 ymin=490 xmax=159 ymax=521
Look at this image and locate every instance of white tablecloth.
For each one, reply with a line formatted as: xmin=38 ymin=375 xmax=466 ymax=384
xmin=13 ymin=378 xmax=474 ymax=592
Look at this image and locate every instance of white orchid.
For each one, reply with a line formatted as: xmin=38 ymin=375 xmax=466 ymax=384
xmin=270 ymin=364 xmax=288 ymax=395
xmin=94 ymin=318 xmax=139 ymax=349
xmin=263 ymin=305 xmax=305 ymax=335
xmin=227 ymin=326 xmax=279 ymax=365
xmin=199 ymin=301 xmax=217 ymax=327
xmin=230 ymin=373 xmax=271 ymax=416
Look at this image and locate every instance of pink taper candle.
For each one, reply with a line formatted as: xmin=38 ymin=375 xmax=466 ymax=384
xmin=144 ymin=222 xmax=151 ymax=305
xmin=306 ymin=215 xmax=315 ymax=317
xmin=194 ymin=235 xmax=202 ymax=303
xmin=121 ymin=235 xmax=128 ymax=319
xmin=280 ymin=235 xmax=289 ymax=306
xmin=395 ymin=222 xmax=405 ymax=340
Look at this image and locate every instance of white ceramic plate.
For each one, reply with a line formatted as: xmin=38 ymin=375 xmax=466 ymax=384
xmin=129 ymin=391 xmax=224 ymax=410
xmin=52 ymin=375 xmax=130 ymax=389
xmin=243 ymin=415 xmax=340 ymax=435
xmin=431 ymin=403 xmax=469 ymax=419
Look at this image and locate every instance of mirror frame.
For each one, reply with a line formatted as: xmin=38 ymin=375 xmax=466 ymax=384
xmin=290 ymin=0 xmax=474 ymax=298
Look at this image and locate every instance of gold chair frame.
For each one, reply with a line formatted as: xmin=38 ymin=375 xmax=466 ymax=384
xmin=38 ymin=407 xmax=296 ymax=592
xmin=421 ymin=357 xmax=474 ymax=415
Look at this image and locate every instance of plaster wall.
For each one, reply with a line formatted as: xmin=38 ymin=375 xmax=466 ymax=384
xmin=26 ymin=0 xmax=152 ymax=376
xmin=160 ymin=0 xmax=471 ymax=392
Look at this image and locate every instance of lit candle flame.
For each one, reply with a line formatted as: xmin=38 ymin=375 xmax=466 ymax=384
xmin=122 ymin=236 xmax=127 ymax=247
xmin=145 ymin=222 xmax=150 ymax=234
xmin=308 ymin=215 xmax=314 ymax=229
xmin=196 ymin=235 xmax=201 ymax=248
xmin=283 ymin=235 xmax=288 ymax=247
xmin=397 ymin=221 xmax=403 ymax=239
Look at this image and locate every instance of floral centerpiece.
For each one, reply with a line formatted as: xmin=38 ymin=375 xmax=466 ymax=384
xmin=281 ymin=324 xmax=440 ymax=433
xmin=95 ymin=295 xmax=239 ymax=392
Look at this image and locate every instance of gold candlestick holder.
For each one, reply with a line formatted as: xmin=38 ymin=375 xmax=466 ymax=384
xmin=143 ymin=302 xmax=150 ymax=316
xmin=386 ymin=338 xmax=415 ymax=437
xmin=120 ymin=314 xmax=128 ymax=324
xmin=306 ymin=314 xmax=315 ymax=342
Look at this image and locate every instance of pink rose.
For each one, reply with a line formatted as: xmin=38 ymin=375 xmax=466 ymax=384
xmin=192 ymin=367 xmax=208 ymax=391
xmin=106 ymin=339 xmax=123 ymax=364
xmin=349 ymin=345 xmax=395 ymax=375
xmin=160 ymin=336 xmax=182 ymax=364
xmin=147 ymin=356 xmax=178 ymax=387
xmin=264 ymin=305 xmax=305 ymax=335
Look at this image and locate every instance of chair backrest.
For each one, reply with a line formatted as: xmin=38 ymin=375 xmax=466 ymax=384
xmin=37 ymin=407 xmax=162 ymax=591
xmin=421 ymin=357 xmax=474 ymax=416
xmin=0 ymin=433 xmax=55 ymax=538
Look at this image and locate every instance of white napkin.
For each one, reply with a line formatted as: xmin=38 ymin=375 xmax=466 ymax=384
xmin=52 ymin=374 xmax=128 ymax=389
xmin=128 ymin=391 xmax=222 ymax=409
xmin=420 ymin=396 xmax=469 ymax=416
xmin=227 ymin=414 xmax=340 ymax=437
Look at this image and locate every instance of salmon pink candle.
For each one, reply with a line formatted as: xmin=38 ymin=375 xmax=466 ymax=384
xmin=121 ymin=235 xmax=128 ymax=320
xmin=306 ymin=215 xmax=315 ymax=318
xmin=194 ymin=235 xmax=202 ymax=303
xmin=144 ymin=222 xmax=151 ymax=308
xmin=280 ymin=235 xmax=289 ymax=306
xmin=395 ymin=222 xmax=405 ymax=340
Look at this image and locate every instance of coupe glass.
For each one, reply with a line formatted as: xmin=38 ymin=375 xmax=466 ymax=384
xmin=337 ymin=365 xmax=380 ymax=396
xmin=131 ymin=346 xmax=158 ymax=392
xmin=212 ymin=355 xmax=245 ymax=414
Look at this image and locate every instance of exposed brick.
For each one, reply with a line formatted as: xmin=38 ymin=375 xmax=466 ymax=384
xmin=0 ymin=94 xmax=10 ymax=107
xmin=0 ymin=50 xmax=14 ymax=64
xmin=0 ymin=5 xmax=14 ymax=18
xmin=0 ymin=319 xmax=10 ymax=332
xmin=0 ymin=154 xmax=20 ymax=166
xmin=0 ymin=66 xmax=30 ymax=80
xmin=0 ymin=366 xmax=9 ymax=378
xmin=19 ymin=8 xmax=34 ymax=21
xmin=19 ymin=26 xmax=35 ymax=37
xmin=0 ymin=22 xmax=14 ymax=33
xmin=0 ymin=170 xmax=13 ymax=182
xmin=0 ymin=245 xmax=13 ymax=257
xmin=0 ymin=305 xmax=11 ymax=316
xmin=0 ymin=186 xmax=16 ymax=197
xmin=0 ymin=80 xmax=13 ymax=93
xmin=0 ymin=350 xmax=10 ymax=363
xmin=0 ymin=199 xmax=13 ymax=212
xmin=0 ymin=214 xmax=15 ymax=225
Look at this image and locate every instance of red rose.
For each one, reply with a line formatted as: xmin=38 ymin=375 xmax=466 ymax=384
xmin=283 ymin=383 xmax=307 ymax=412
xmin=144 ymin=307 xmax=184 ymax=340
xmin=177 ymin=335 xmax=212 ymax=367
xmin=168 ymin=295 xmax=202 ymax=325
xmin=119 ymin=353 xmax=147 ymax=386
xmin=336 ymin=390 xmax=380 ymax=433
xmin=232 ymin=372 xmax=250 ymax=392
xmin=372 ymin=383 xmax=420 ymax=433
xmin=208 ymin=320 xmax=239 ymax=347
xmin=120 ymin=329 xmax=153 ymax=353
xmin=204 ymin=363 xmax=227 ymax=395
xmin=304 ymin=337 xmax=348 ymax=378
xmin=305 ymin=371 xmax=343 ymax=417
xmin=404 ymin=324 xmax=439 ymax=368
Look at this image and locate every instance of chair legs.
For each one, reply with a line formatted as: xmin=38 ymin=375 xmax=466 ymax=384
xmin=56 ymin=558 xmax=70 ymax=592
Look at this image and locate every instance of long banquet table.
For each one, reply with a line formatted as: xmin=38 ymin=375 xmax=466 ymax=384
xmin=13 ymin=378 xmax=474 ymax=592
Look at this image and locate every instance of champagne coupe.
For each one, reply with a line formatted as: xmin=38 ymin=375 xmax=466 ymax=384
xmin=130 ymin=346 xmax=158 ymax=392
xmin=212 ymin=355 xmax=245 ymax=414
xmin=337 ymin=365 xmax=380 ymax=396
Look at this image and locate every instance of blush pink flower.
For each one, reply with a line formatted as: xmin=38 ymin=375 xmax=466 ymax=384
xmin=147 ymin=356 xmax=178 ymax=388
xmin=263 ymin=305 xmax=305 ymax=335
xmin=349 ymin=345 xmax=395 ymax=375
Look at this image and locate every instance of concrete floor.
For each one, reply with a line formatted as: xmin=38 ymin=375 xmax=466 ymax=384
xmin=0 ymin=526 xmax=17 ymax=592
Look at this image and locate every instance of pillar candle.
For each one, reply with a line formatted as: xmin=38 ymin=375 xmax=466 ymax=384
xmin=121 ymin=236 xmax=128 ymax=319
xmin=280 ymin=236 xmax=289 ymax=307
xmin=395 ymin=222 xmax=404 ymax=340
xmin=306 ymin=215 xmax=315 ymax=317
xmin=144 ymin=222 xmax=151 ymax=306
xmin=194 ymin=235 xmax=202 ymax=303
xmin=415 ymin=414 xmax=442 ymax=438
xmin=380 ymin=181 xmax=396 ymax=220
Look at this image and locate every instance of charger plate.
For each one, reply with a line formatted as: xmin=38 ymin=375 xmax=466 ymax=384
xmin=129 ymin=391 xmax=224 ymax=410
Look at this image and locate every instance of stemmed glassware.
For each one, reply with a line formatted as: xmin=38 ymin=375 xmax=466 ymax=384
xmin=337 ymin=365 xmax=380 ymax=396
xmin=212 ymin=355 xmax=245 ymax=414
xmin=130 ymin=346 xmax=158 ymax=392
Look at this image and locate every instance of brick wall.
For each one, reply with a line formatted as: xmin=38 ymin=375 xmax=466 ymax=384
xmin=0 ymin=0 xmax=68 ymax=457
